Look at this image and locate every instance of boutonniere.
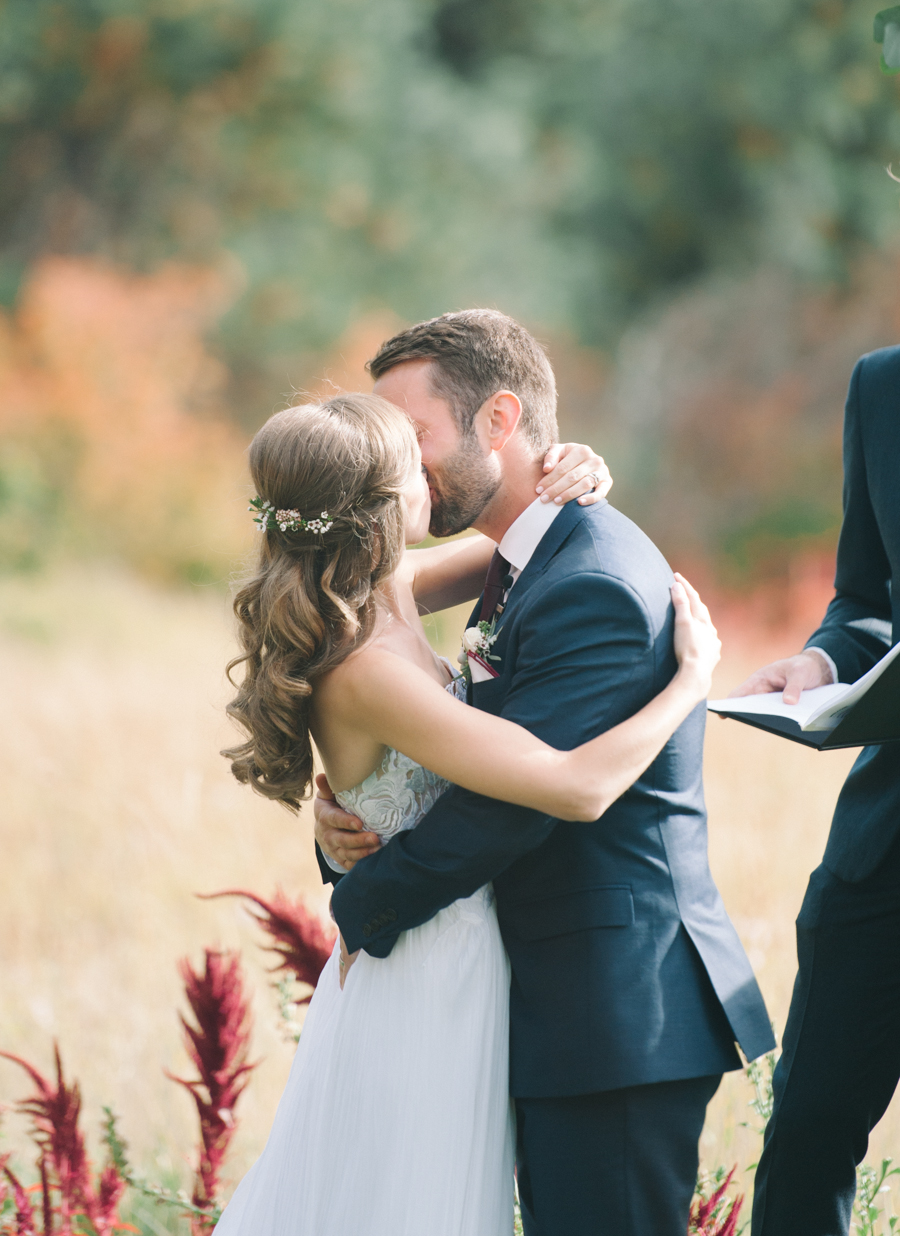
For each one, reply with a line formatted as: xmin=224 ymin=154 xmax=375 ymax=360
xmin=457 ymin=617 xmax=501 ymax=685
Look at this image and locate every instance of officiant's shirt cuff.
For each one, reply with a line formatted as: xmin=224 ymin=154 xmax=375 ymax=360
xmin=323 ymin=851 xmax=349 ymax=874
xmin=805 ymin=646 xmax=838 ymax=684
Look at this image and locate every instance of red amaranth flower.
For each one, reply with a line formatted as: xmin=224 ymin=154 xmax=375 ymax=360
xmin=200 ymin=889 xmax=336 ymax=1002
xmin=95 ymin=1162 xmax=126 ymax=1230
xmin=39 ymin=1155 xmax=52 ymax=1236
xmin=1 ymin=1155 xmax=37 ymax=1236
xmin=168 ymin=950 xmax=255 ymax=1232
xmin=0 ymin=1046 xmax=124 ymax=1236
xmin=688 ymin=1167 xmax=744 ymax=1236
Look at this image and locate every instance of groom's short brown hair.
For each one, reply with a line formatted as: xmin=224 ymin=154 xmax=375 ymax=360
xmin=367 ymin=309 xmax=559 ymax=456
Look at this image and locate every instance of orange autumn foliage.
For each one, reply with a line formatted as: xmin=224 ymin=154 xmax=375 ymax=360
xmin=0 ymin=257 xmax=251 ymax=581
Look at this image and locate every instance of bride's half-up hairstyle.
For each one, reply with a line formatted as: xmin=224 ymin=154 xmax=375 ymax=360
xmin=223 ymin=393 xmax=419 ymax=810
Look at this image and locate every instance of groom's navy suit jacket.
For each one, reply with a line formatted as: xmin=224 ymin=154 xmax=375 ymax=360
xmin=804 ymin=346 xmax=900 ymax=883
xmin=329 ymin=500 xmax=774 ymax=1098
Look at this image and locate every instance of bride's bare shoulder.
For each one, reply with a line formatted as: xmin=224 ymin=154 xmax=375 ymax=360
xmin=315 ymin=642 xmax=406 ymax=714
xmin=317 ymin=641 xmax=445 ymax=723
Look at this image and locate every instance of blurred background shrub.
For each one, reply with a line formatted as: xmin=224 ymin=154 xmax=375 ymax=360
xmin=1 ymin=0 xmax=899 ymax=588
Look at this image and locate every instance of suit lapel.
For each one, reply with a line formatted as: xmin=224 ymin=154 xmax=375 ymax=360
xmin=464 ymin=500 xmax=603 ymax=706
xmin=501 ymin=498 xmax=600 ymax=612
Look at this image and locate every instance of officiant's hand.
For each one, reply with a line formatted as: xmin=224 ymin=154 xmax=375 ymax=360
xmin=726 ymin=649 xmax=833 ymax=706
xmin=537 ymin=443 xmax=612 ymax=506
xmin=314 ymin=773 xmax=382 ymax=870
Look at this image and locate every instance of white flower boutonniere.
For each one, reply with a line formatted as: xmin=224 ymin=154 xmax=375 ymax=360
xmin=457 ymin=618 xmax=501 ymax=685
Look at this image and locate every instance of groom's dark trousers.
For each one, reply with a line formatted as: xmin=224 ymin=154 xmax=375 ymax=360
xmin=326 ymin=499 xmax=774 ymax=1236
xmin=516 ymin=1074 xmax=722 ymax=1234
xmin=752 ymin=346 xmax=900 ymax=1236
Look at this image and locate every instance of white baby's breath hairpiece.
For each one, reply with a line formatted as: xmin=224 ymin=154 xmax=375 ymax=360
xmin=249 ymin=496 xmax=335 ymax=535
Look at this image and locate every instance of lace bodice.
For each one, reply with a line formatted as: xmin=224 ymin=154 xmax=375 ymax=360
xmin=334 ymin=669 xmax=466 ymax=842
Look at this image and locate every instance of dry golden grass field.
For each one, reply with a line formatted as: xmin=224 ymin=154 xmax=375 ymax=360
xmin=0 ymin=565 xmax=893 ymax=1208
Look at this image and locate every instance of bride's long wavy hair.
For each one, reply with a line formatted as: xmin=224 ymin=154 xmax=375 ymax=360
xmin=223 ymin=393 xmax=419 ymax=810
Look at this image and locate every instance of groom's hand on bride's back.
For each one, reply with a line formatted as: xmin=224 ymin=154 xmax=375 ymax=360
xmin=726 ymin=649 xmax=834 ymax=706
xmin=313 ymin=773 xmax=382 ymax=870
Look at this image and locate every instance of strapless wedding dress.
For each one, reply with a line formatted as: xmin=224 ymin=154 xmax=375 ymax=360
xmin=214 ymin=672 xmax=515 ymax=1236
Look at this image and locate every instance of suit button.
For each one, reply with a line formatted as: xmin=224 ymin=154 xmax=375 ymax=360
xmin=385 ymin=909 xmax=397 ymax=923
xmin=362 ymin=924 xmax=372 ymax=938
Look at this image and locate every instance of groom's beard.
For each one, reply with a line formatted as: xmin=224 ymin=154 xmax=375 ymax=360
xmin=427 ymin=433 xmax=500 ymax=538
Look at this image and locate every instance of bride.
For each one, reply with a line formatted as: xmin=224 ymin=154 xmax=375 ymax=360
xmin=215 ymin=392 xmax=721 ymax=1236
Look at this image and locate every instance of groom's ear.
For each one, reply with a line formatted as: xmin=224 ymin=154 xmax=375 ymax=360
xmin=479 ymin=390 xmax=522 ymax=454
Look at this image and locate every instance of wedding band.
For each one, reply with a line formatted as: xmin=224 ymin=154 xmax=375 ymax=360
xmin=587 ymin=470 xmax=602 ymax=490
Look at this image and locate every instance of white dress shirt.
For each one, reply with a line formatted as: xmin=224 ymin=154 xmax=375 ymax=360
xmin=497 ymin=497 xmax=563 ymax=592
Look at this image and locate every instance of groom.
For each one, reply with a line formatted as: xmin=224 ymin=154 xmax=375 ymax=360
xmin=316 ymin=309 xmax=774 ymax=1235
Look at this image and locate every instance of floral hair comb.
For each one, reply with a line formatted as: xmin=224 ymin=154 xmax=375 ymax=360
xmin=249 ymin=496 xmax=335 ymax=534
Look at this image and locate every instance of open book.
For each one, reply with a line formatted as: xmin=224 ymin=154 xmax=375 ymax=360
xmin=707 ymin=640 xmax=900 ymax=749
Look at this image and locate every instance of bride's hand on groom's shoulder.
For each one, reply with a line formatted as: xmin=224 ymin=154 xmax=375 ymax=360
xmin=314 ymin=773 xmax=382 ymax=871
xmin=537 ymin=442 xmax=612 ymax=506
xmin=726 ymin=649 xmax=834 ymax=706
xmin=670 ymin=573 xmax=721 ymax=699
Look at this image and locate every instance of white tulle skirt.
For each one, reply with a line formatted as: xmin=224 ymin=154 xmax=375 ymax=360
xmin=214 ymin=886 xmax=515 ymax=1236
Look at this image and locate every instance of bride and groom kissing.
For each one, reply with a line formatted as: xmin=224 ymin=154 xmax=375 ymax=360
xmin=217 ymin=309 xmax=774 ymax=1236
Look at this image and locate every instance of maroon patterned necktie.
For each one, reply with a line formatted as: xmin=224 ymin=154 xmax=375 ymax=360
xmin=479 ymin=549 xmax=511 ymax=623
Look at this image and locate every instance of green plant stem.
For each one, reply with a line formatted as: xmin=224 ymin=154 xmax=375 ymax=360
xmin=102 ymin=1108 xmax=222 ymax=1227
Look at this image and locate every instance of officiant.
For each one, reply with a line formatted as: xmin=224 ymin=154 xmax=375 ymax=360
xmin=728 ymin=346 xmax=900 ymax=1236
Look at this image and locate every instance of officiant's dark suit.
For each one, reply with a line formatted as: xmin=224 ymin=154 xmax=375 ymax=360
xmin=753 ymin=346 xmax=900 ymax=1236
xmin=328 ymin=497 xmax=774 ymax=1236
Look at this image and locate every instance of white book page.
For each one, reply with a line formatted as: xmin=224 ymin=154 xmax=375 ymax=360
xmin=808 ymin=638 xmax=900 ymax=726
xmin=708 ymin=684 xmax=850 ymax=730
xmin=709 ymin=641 xmax=900 ymax=731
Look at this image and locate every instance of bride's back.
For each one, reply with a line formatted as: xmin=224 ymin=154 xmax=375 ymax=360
xmin=310 ymin=570 xmax=454 ymax=792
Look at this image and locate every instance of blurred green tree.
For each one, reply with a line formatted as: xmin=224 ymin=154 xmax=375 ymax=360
xmin=0 ymin=0 xmax=570 ymax=418
xmin=430 ymin=0 xmax=900 ymax=336
xmin=2 ymin=0 xmax=899 ymax=390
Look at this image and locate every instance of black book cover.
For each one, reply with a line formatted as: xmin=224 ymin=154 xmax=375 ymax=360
xmin=711 ymin=651 xmax=900 ymax=751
